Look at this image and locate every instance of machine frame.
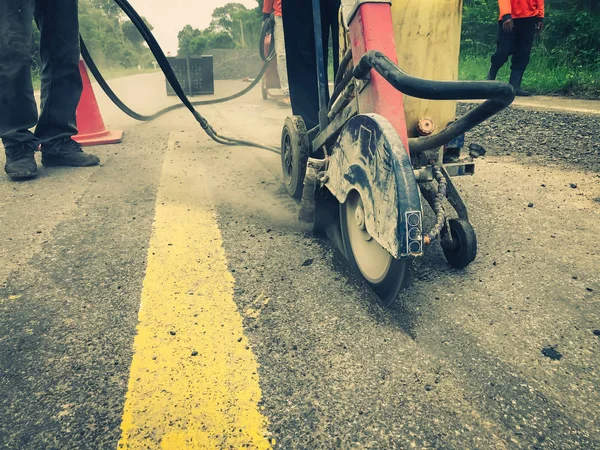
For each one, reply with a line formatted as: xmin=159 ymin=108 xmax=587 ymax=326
xmin=280 ymin=0 xmax=515 ymax=304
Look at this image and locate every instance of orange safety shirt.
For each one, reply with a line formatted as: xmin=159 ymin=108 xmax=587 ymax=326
xmin=263 ymin=0 xmax=282 ymax=17
xmin=498 ymin=0 xmax=545 ymax=21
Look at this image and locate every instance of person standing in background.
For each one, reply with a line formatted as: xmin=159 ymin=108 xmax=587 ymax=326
xmin=487 ymin=0 xmax=545 ymax=97
xmin=263 ymin=0 xmax=290 ymax=107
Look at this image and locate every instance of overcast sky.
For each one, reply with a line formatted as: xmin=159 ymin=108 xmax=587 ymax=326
xmin=128 ymin=0 xmax=258 ymax=55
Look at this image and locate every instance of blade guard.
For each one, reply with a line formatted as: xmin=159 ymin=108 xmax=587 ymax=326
xmin=325 ymin=114 xmax=423 ymax=258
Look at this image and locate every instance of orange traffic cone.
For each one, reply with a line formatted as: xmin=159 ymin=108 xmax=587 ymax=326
xmin=73 ymin=59 xmax=123 ymax=146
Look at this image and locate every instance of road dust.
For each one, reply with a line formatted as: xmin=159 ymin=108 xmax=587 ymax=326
xmin=197 ymin=141 xmax=312 ymax=234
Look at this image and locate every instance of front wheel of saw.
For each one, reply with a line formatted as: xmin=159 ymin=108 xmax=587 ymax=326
xmin=340 ymin=190 xmax=409 ymax=306
xmin=281 ymin=116 xmax=310 ymax=199
xmin=441 ymin=218 xmax=477 ymax=269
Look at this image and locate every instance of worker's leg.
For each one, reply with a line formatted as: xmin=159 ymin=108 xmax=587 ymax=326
xmin=34 ymin=0 xmax=82 ymax=150
xmin=282 ymin=0 xmax=320 ymax=130
xmin=0 ymin=0 xmax=40 ymax=179
xmin=0 ymin=0 xmax=39 ymax=149
xmin=282 ymin=0 xmax=339 ymax=131
xmin=34 ymin=0 xmax=98 ymax=166
xmin=509 ymin=17 xmax=536 ymax=95
xmin=273 ymin=15 xmax=290 ymax=97
xmin=488 ymin=21 xmax=513 ymax=80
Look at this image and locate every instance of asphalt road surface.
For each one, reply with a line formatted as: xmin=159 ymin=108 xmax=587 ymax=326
xmin=1 ymin=73 xmax=599 ymax=449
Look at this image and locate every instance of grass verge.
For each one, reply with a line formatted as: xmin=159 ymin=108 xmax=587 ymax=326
xmin=459 ymin=51 xmax=600 ymax=99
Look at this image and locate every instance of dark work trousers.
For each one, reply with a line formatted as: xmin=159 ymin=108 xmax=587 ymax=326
xmin=0 ymin=0 xmax=82 ymax=151
xmin=281 ymin=0 xmax=340 ymax=131
xmin=490 ymin=17 xmax=537 ymax=74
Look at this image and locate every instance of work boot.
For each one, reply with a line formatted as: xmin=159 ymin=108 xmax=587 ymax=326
xmin=41 ymin=139 xmax=100 ymax=167
xmin=509 ymin=70 xmax=532 ymax=96
xmin=4 ymin=143 xmax=38 ymax=180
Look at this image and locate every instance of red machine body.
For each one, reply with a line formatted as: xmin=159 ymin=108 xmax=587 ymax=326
xmin=348 ymin=3 xmax=409 ymax=152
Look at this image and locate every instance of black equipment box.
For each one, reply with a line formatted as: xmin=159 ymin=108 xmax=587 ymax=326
xmin=166 ymin=56 xmax=215 ymax=96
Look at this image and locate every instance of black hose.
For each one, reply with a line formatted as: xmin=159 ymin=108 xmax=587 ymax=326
xmin=334 ymin=48 xmax=352 ymax=89
xmin=353 ymin=51 xmax=515 ymax=153
xmin=259 ymin=17 xmax=275 ymax=63
xmin=83 ymin=0 xmax=279 ymax=153
xmin=328 ymin=67 xmax=354 ymax=110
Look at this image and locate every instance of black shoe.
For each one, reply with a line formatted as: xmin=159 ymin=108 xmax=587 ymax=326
xmin=509 ymin=70 xmax=532 ymax=97
xmin=4 ymin=143 xmax=38 ymax=180
xmin=41 ymin=139 xmax=100 ymax=167
xmin=514 ymin=87 xmax=532 ymax=97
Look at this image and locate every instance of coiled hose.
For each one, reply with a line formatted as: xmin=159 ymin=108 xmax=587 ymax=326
xmin=424 ymin=166 xmax=447 ymax=244
xmin=80 ymin=0 xmax=279 ymax=153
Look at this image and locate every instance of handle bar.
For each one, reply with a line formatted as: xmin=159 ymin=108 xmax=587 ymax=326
xmin=353 ymin=51 xmax=515 ymax=153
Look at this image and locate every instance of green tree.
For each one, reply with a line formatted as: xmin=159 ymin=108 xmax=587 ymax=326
xmin=78 ymin=0 xmax=154 ymax=68
xmin=209 ymin=3 xmax=248 ymax=32
xmin=89 ymin=0 xmax=122 ymax=19
xmin=207 ymin=32 xmax=236 ymax=49
xmin=177 ymin=25 xmax=207 ymax=56
xmin=122 ymin=17 xmax=153 ymax=50
xmin=206 ymin=2 xmax=263 ymax=48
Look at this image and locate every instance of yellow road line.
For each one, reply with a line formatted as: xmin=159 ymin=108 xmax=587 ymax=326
xmin=118 ymin=133 xmax=271 ymax=449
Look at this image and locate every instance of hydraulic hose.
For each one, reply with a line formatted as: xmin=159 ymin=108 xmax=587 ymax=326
xmin=424 ymin=166 xmax=447 ymax=244
xmin=353 ymin=51 xmax=515 ymax=154
xmin=82 ymin=0 xmax=278 ymax=153
xmin=328 ymin=48 xmax=353 ymax=110
xmin=259 ymin=17 xmax=275 ymax=63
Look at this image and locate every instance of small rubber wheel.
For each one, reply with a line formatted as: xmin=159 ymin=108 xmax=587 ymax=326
xmin=340 ymin=190 xmax=409 ymax=306
xmin=442 ymin=218 xmax=477 ymax=269
xmin=280 ymin=116 xmax=310 ymax=199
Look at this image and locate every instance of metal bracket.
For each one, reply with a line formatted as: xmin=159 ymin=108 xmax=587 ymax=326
xmin=311 ymin=97 xmax=359 ymax=154
xmin=440 ymin=166 xmax=469 ymax=222
xmin=355 ymin=73 xmax=371 ymax=93
xmin=443 ymin=161 xmax=475 ymax=177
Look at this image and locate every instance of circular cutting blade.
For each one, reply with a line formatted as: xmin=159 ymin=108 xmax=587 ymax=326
xmin=344 ymin=193 xmax=393 ymax=283
xmin=340 ymin=190 xmax=408 ymax=305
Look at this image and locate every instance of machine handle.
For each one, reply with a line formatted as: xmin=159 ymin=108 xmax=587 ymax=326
xmin=353 ymin=51 xmax=515 ymax=153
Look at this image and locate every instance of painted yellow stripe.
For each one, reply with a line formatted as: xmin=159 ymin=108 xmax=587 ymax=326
xmin=118 ymin=133 xmax=271 ymax=449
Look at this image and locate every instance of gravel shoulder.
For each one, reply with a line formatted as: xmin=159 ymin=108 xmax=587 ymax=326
xmin=460 ymin=103 xmax=600 ymax=174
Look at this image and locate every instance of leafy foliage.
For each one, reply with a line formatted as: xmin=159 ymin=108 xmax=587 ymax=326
xmin=177 ymin=25 xmax=208 ymax=57
xmin=177 ymin=1 xmax=262 ymax=55
xmin=77 ymin=0 xmax=155 ymax=69
xmin=29 ymin=0 xmax=599 ymax=96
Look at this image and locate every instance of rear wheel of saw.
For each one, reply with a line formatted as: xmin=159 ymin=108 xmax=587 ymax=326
xmin=340 ymin=190 xmax=408 ymax=306
xmin=442 ymin=218 xmax=477 ymax=269
xmin=281 ymin=116 xmax=310 ymax=199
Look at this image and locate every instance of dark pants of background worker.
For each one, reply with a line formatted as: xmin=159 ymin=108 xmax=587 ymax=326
xmin=281 ymin=0 xmax=340 ymax=131
xmin=490 ymin=18 xmax=537 ymax=76
xmin=0 ymin=0 xmax=82 ymax=151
